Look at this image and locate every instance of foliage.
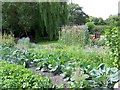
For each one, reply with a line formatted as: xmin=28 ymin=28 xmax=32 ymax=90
xmin=69 ymin=67 xmax=89 ymax=88
xmin=37 ymin=49 xmax=71 ymax=75
xmin=68 ymin=48 xmax=101 ymax=67
xmin=36 ymin=45 xmax=104 ymax=80
xmin=39 ymin=2 xmax=68 ymax=40
xmin=0 ymin=32 xmax=15 ymax=47
xmin=105 ymin=27 xmax=119 ymax=68
xmin=1 ymin=36 xmax=119 ymax=88
xmin=69 ymin=63 xmax=120 ymax=88
xmin=105 ymin=15 xmax=120 ymax=26
xmin=68 ymin=3 xmax=88 ymax=25
xmin=89 ymin=63 xmax=120 ymax=88
xmin=29 ymin=43 xmax=102 ymax=81
xmin=17 ymin=2 xmax=39 ymax=36
xmin=85 ymin=22 xmax=95 ymax=34
xmin=60 ymin=61 xmax=77 ymax=81
xmin=86 ymin=22 xmax=109 ymax=35
xmin=89 ymin=37 xmax=106 ymax=46
xmin=94 ymin=25 xmax=110 ymax=34
xmin=86 ymin=16 xmax=112 ymax=35
xmin=96 ymin=38 xmax=106 ymax=46
xmin=2 ymin=2 xmax=68 ymax=40
xmin=87 ymin=16 xmax=105 ymax=25
xmin=2 ymin=45 xmax=36 ymax=68
xmin=59 ymin=25 xmax=89 ymax=47
xmin=0 ymin=61 xmax=54 ymax=89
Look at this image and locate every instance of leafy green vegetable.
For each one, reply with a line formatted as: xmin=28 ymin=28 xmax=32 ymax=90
xmin=0 ymin=61 xmax=54 ymax=89
xmin=89 ymin=63 xmax=120 ymax=88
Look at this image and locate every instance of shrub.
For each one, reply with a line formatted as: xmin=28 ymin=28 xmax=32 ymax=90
xmin=0 ymin=61 xmax=54 ymax=89
xmin=94 ymin=25 xmax=110 ymax=34
xmin=0 ymin=32 xmax=15 ymax=47
xmin=85 ymin=22 xmax=95 ymax=34
xmin=86 ymin=22 xmax=111 ymax=35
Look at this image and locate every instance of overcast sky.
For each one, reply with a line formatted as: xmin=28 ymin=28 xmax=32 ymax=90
xmin=72 ymin=0 xmax=119 ymax=20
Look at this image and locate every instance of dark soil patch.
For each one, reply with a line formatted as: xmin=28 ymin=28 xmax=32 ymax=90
xmin=29 ymin=67 xmax=69 ymax=88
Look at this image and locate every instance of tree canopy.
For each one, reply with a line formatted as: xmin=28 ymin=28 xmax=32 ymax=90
xmin=2 ymin=2 xmax=68 ymax=41
xmin=67 ymin=3 xmax=89 ymax=25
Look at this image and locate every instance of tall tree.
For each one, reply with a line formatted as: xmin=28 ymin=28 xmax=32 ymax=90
xmin=68 ymin=3 xmax=89 ymax=25
xmin=2 ymin=2 xmax=68 ymax=41
xmin=39 ymin=2 xmax=68 ymax=40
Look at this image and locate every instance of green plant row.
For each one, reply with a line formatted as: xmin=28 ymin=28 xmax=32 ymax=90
xmin=0 ymin=61 xmax=54 ymax=89
xmin=1 ymin=46 xmax=36 ymax=67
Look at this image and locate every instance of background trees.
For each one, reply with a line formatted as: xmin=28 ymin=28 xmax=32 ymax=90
xmin=67 ymin=3 xmax=89 ymax=25
xmin=85 ymin=15 xmax=120 ymax=35
xmin=105 ymin=15 xmax=120 ymax=27
xmin=2 ymin=2 xmax=119 ymax=41
xmin=87 ymin=16 xmax=105 ymax=25
xmin=2 ymin=2 xmax=68 ymax=41
xmin=38 ymin=2 xmax=68 ymax=40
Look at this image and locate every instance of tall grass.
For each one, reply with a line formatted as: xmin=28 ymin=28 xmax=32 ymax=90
xmin=0 ymin=32 xmax=15 ymax=47
xmin=59 ymin=25 xmax=89 ymax=47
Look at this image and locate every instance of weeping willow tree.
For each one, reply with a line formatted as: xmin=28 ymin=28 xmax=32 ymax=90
xmin=38 ymin=2 xmax=68 ymax=40
xmin=2 ymin=2 xmax=68 ymax=41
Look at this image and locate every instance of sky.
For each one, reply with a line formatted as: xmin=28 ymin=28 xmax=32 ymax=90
xmin=72 ymin=0 xmax=120 ymax=20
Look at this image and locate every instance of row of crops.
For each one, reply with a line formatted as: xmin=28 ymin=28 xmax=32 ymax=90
xmin=0 ymin=26 xmax=119 ymax=89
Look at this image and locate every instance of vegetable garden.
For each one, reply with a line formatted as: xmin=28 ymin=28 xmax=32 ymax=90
xmin=0 ymin=1 xmax=120 ymax=89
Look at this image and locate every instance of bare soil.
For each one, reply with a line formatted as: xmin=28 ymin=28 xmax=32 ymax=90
xmin=29 ymin=67 xmax=69 ymax=88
